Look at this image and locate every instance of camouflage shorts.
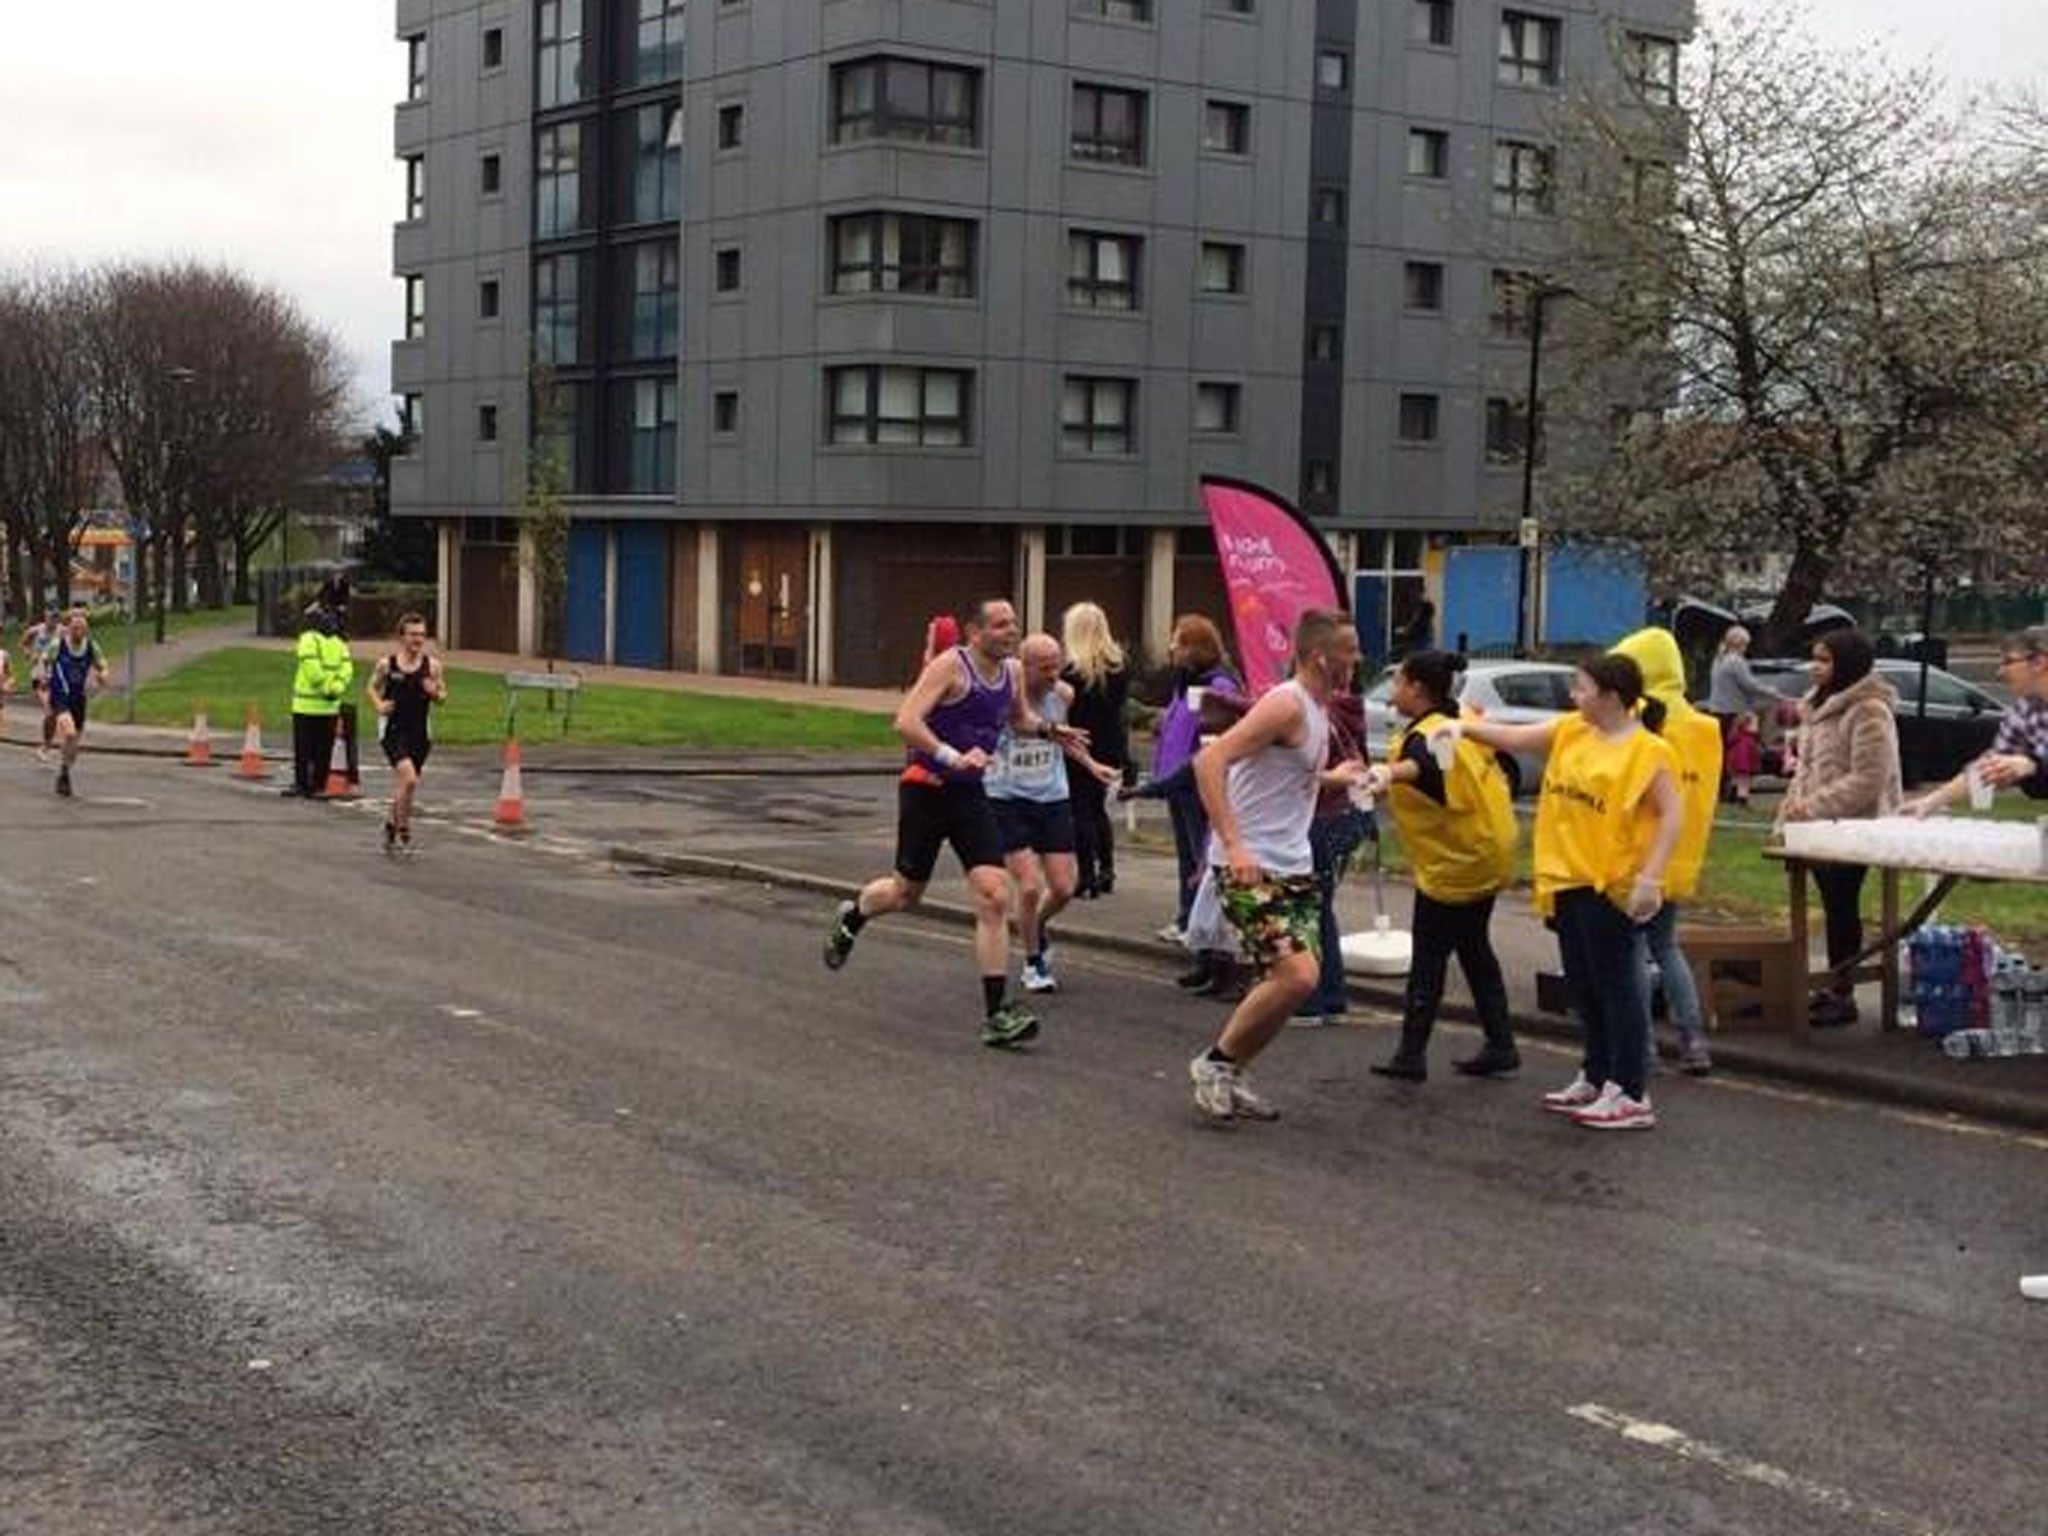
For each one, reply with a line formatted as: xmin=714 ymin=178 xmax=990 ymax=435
xmin=1214 ymin=869 xmax=1322 ymax=972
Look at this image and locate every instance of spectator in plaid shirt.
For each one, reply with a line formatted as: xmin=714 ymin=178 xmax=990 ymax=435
xmin=1904 ymin=626 xmax=2048 ymax=815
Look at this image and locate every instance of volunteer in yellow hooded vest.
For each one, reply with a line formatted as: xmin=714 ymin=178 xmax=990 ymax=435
xmin=1612 ymin=625 xmax=1723 ymax=1076
xmin=1444 ymin=652 xmax=1681 ymax=1131
xmin=1360 ymin=650 xmax=1521 ymax=1082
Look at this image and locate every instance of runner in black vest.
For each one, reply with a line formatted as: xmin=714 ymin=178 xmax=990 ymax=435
xmin=367 ymin=613 xmax=446 ymax=853
xmin=45 ymin=609 xmax=109 ymax=799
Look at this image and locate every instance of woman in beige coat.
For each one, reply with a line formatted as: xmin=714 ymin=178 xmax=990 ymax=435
xmin=1777 ymin=627 xmax=1901 ymax=1026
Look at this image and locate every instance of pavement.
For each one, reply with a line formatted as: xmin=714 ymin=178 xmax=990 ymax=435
xmin=26 ymin=653 xmax=2048 ymax=1139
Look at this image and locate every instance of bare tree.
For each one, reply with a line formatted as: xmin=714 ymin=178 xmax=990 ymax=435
xmin=0 ymin=274 xmax=99 ymax=616
xmin=1528 ymin=3 xmax=2048 ymax=647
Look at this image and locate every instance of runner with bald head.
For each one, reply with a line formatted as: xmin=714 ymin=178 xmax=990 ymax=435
xmin=986 ymin=632 xmax=1121 ymax=995
xmin=823 ymin=600 xmax=1090 ymax=1048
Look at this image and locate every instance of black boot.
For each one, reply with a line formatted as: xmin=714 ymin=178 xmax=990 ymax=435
xmin=1206 ymin=960 xmax=1248 ymax=1003
xmin=1176 ymin=952 xmax=1220 ymax=990
xmin=1371 ymin=1051 xmax=1427 ymax=1081
xmin=1452 ymin=1043 xmax=1522 ymax=1078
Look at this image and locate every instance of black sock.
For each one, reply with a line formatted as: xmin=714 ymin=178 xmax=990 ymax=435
xmin=983 ymin=976 xmax=1007 ymax=1015
xmin=842 ymin=906 xmax=868 ymax=934
xmin=1205 ymin=1046 xmax=1236 ymax=1065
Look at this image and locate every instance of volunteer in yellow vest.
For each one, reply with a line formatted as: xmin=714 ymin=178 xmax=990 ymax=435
xmin=1612 ymin=625 xmax=1723 ymax=1076
xmin=1444 ymin=652 xmax=1681 ymax=1131
xmin=1357 ymin=650 xmax=1521 ymax=1082
xmin=289 ymin=603 xmax=354 ymax=797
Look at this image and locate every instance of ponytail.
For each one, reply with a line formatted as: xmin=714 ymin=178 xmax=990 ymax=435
xmin=1638 ymin=695 xmax=1668 ymax=735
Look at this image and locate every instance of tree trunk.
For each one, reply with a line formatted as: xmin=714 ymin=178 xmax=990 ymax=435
xmin=1762 ymin=542 xmax=1832 ymax=655
xmin=170 ymin=522 xmax=190 ymax=614
xmin=231 ymin=535 xmax=253 ymax=606
xmin=152 ymin=539 xmax=169 ymax=642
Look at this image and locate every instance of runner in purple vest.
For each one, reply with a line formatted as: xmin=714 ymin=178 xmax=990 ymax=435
xmin=823 ymin=598 xmax=1087 ymax=1048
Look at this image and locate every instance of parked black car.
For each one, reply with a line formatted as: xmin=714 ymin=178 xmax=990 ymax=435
xmin=1751 ymin=658 xmax=2004 ymax=786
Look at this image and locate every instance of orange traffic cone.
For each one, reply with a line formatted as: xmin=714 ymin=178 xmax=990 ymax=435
xmin=185 ymin=707 xmax=213 ymax=767
xmin=236 ymin=707 xmax=267 ymax=780
xmin=322 ymin=722 xmax=357 ymax=799
xmin=493 ymin=737 xmax=526 ymax=832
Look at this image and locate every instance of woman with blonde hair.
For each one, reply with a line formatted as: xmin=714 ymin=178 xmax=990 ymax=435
xmin=1060 ymin=601 xmax=1131 ymax=897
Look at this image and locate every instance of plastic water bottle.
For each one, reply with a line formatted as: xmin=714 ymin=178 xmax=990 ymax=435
xmin=1990 ymin=963 xmax=2023 ymax=1055
xmin=2022 ymin=971 xmax=2048 ymax=1055
xmin=1942 ymin=1028 xmax=1997 ymax=1060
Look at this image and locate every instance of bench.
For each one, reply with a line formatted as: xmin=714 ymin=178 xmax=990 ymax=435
xmin=1678 ymin=923 xmax=1806 ymax=1035
xmin=504 ymin=669 xmax=582 ymax=737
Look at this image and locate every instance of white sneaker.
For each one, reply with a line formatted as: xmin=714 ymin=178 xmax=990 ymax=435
xmin=1541 ymin=1072 xmax=1601 ymax=1115
xmin=1230 ymin=1072 xmax=1281 ymax=1122
xmin=1157 ymin=921 xmax=1188 ymax=945
xmin=1020 ymin=960 xmax=1058 ymax=993
xmin=1188 ymin=1053 xmax=1238 ymax=1122
xmin=1572 ymin=1084 xmax=1656 ymax=1131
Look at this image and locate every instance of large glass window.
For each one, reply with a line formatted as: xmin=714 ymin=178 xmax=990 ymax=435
xmin=537 ymin=0 xmax=585 ymax=109
xmin=1194 ymin=382 xmax=1240 ymax=435
xmin=1062 ymin=376 xmax=1135 ymax=454
xmin=404 ymin=154 xmax=425 ymax=221
xmin=1198 ymin=241 xmax=1245 ymax=294
xmin=1625 ymin=32 xmax=1678 ymax=106
xmin=827 ymin=366 xmax=972 ymax=446
xmin=403 ymin=274 xmax=425 ymax=340
xmin=829 ymin=213 xmax=977 ymax=297
xmin=1072 ymin=83 xmax=1146 ymax=165
xmin=1489 ymin=268 xmax=1534 ymax=336
xmin=1498 ymin=10 xmax=1561 ymax=87
xmin=632 ymin=0 xmax=686 ymax=87
xmin=535 ymin=123 xmax=585 ymax=237
xmin=405 ymin=33 xmax=427 ymax=101
xmin=625 ymin=102 xmax=682 ymax=223
xmin=1491 ymin=141 xmax=1553 ymax=216
xmin=627 ymin=379 xmax=679 ymax=492
xmin=531 ymin=380 xmax=584 ymax=492
xmin=533 ymin=253 xmax=583 ymax=365
xmin=1202 ymin=100 xmax=1249 ymax=154
xmin=626 ymin=241 xmax=679 ymax=359
xmin=1398 ymin=393 xmax=1440 ymax=442
xmin=1411 ymin=0 xmax=1452 ymax=45
xmin=831 ymin=57 xmax=981 ymax=147
xmin=1406 ymin=127 xmax=1448 ymax=179
xmin=1486 ymin=396 xmax=1536 ymax=461
xmin=1067 ymin=231 xmax=1141 ymax=310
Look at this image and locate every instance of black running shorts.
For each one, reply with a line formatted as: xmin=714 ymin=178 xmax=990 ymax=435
xmin=992 ymin=796 xmax=1077 ymax=856
xmin=382 ymin=731 xmax=432 ymax=771
xmin=895 ymin=780 xmax=1004 ymax=883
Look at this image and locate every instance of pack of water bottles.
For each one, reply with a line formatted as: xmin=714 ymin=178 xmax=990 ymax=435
xmin=1909 ymin=924 xmax=2048 ymax=1059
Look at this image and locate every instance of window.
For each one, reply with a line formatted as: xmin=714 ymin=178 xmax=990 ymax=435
xmin=1406 ymin=127 xmax=1448 ymax=179
xmin=533 ymin=380 xmax=583 ymax=490
xmin=480 ymin=151 xmax=502 ymax=195
xmin=535 ymin=123 xmax=585 ymax=236
xmin=626 ymin=379 xmax=679 ymax=492
xmin=1067 ymin=230 xmax=1141 ymax=310
xmin=1082 ymin=0 xmax=1153 ymax=17
xmin=1498 ymin=10 xmax=1560 ymax=87
xmin=1411 ymin=0 xmax=1452 ymax=45
xmin=1628 ymin=157 xmax=1675 ymax=215
xmin=1398 ymin=393 xmax=1440 ymax=442
xmin=827 ymin=365 xmax=973 ymax=446
xmin=482 ymin=26 xmax=504 ymax=71
xmin=1313 ymin=185 xmax=1346 ymax=224
xmin=1198 ymin=241 xmax=1245 ymax=294
xmin=1486 ymin=396 xmax=1534 ymax=461
xmin=633 ymin=0 xmax=686 ymax=87
xmin=1306 ymin=458 xmax=1334 ymax=495
xmin=830 ymin=213 xmax=976 ymax=297
xmin=1317 ymin=51 xmax=1350 ymax=91
xmin=400 ymin=393 xmax=423 ymax=446
xmin=717 ymin=103 xmax=744 ymax=149
xmin=533 ymin=253 xmax=582 ymax=365
xmin=628 ymin=103 xmax=682 ymax=222
xmin=1194 ymin=382 xmax=1241 ymax=435
xmin=404 ymin=154 xmax=425 ymax=221
xmin=478 ymin=403 xmax=499 ymax=442
xmin=1492 ymin=141 xmax=1553 ymax=216
xmin=1403 ymin=261 xmax=1444 ymax=310
xmin=1309 ymin=324 xmax=1340 ymax=361
xmin=628 ymin=241 xmax=679 ymax=358
xmin=405 ymin=33 xmax=427 ymax=101
xmin=1210 ymin=0 xmax=1254 ymax=13
xmin=1202 ymin=100 xmax=1249 ymax=154
xmin=1072 ymin=83 xmax=1146 ymax=166
xmin=714 ymin=246 xmax=742 ymax=292
xmin=1489 ymin=269 xmax=1533 ymax=337
xmin=479 ymin=277 xmax=501 ymax=319
xmin=537 ymin=0 xmax=584 ymax=108
xmin=713 ymin=390 xmax=740 ymax=434
xmin=403 ymin=274 xmax=425 ymax=339
xmin=1062 ymin=376 xmax=1136 ymax=454
xmin=1625 ymin=32 xmax=1678 ymax=106
xmin=831 ymin=57 xmax=981 ymax=147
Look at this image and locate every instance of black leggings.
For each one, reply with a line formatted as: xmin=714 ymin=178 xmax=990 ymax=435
xmin=1812 ymin=862 xmax=1867 ymax=994
xmin=1070 ymin=769 xmax=1116 ymax=889
xmin=1399 ymin=891 xmax=1514 ymax=1052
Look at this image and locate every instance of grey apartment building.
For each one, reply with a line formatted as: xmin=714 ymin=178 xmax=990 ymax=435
xmin=391 ymin=0 xmax=1689 ymax=686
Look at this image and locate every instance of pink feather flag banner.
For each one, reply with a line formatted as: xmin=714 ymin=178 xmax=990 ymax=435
xmin=1198 ymin=475 xmax=1348 ymax=695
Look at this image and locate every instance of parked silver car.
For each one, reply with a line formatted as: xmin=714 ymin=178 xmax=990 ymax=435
xmin=1362 ymin=659 xmax=1578 ymax=796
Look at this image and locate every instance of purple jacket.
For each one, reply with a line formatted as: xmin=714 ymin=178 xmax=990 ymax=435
xmin=1153 ymin=667 xmax=1241 ymax=776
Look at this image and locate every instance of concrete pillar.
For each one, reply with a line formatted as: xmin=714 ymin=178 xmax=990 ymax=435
xmin=437 ymin=522 xmax=459 ymax=645
xmin=602 ymin=523 xmax=618 ymax=666
xmin=695 ymin=523 xmax=721 ymax=673
xmin=516 ymin=524 xmax=538 ymax=656
xmin=1020 ymin=525 xmax=1047 ymax=632
xmin=809 ymin=524 xmax=835 ymax=685
xmin=1143 ymin=527 xmax=1176 ymax=661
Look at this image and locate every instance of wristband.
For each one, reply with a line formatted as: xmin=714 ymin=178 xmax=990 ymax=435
xmin=935 ymin=743 xmax=962 ymax=769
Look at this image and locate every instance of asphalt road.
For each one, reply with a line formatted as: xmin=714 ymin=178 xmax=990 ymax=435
xmin=2 ymin=748 xmax=2043 ymax=1535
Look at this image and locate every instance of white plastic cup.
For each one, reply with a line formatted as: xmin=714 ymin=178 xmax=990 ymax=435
xmin=2021 ymin=1274 xmax=2048 ymax=1301
xmin=1348 ymin=782 xmax=1376 ymax=813
xmin=1185 ymin=685 xmax=1207 ymax=713
xmin=1967 ymin=762 xmax=1995 ymax=811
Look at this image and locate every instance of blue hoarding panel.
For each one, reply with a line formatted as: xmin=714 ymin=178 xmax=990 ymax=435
xmin=1543 ymin=542 xmax=1648 ymax=647
xmin=1443 ymin=546 xmax=1520 ymax=655
xmin=613 ymin=522 xmax=669 ymax=668
xmin=564 ymin=520 xmax=607 ymax=662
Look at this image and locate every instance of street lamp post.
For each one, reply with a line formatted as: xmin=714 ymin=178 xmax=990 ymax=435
xmin=1515 ymin=283 xmax=1569 ymax=657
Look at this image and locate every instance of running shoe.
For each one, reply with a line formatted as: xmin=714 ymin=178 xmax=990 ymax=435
xmin=1229 ymin=1072 xmax=1281 ymax=1122
xmin=399 ymin=827 xmax=416 ymax=858
xmin=1188 ymin=1053 xmax=1238 ymax=1122
xmin=980 ymin=1000 xmax=1040 ymax=1049
xmin=1020 ymin=960 xmax=1058 ymax=993
xmin=1541 ymin=1071 xmax=1600 ymax=1114
xmin=822 ymin=900 xmax=859 ymax=970
xmin=1572 ymin=1084 xmax=1656 ymax=1131
xmin=1679 ymin=1040 xmax=1713 ymax=1077
xmin=1156 ymin=921 xmax=1187 ymax=945
xmin=54 ymin=767 xmax=71 ymax=798
xmin=383 ymin=820 xmax=399 ymax=854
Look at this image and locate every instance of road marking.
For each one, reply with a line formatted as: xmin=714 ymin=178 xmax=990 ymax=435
xmin=1706 ymin=1073 xmax=2048 ymax=1153
xmin=1567 ymin=1403 xmax=1959 ymax=1536
xmin=438 ymin=1005 xmax=483 ymax=1019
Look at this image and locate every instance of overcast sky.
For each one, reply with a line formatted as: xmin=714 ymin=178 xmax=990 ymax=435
xmin=2 ymin=1 xmax=2042 ymax=433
